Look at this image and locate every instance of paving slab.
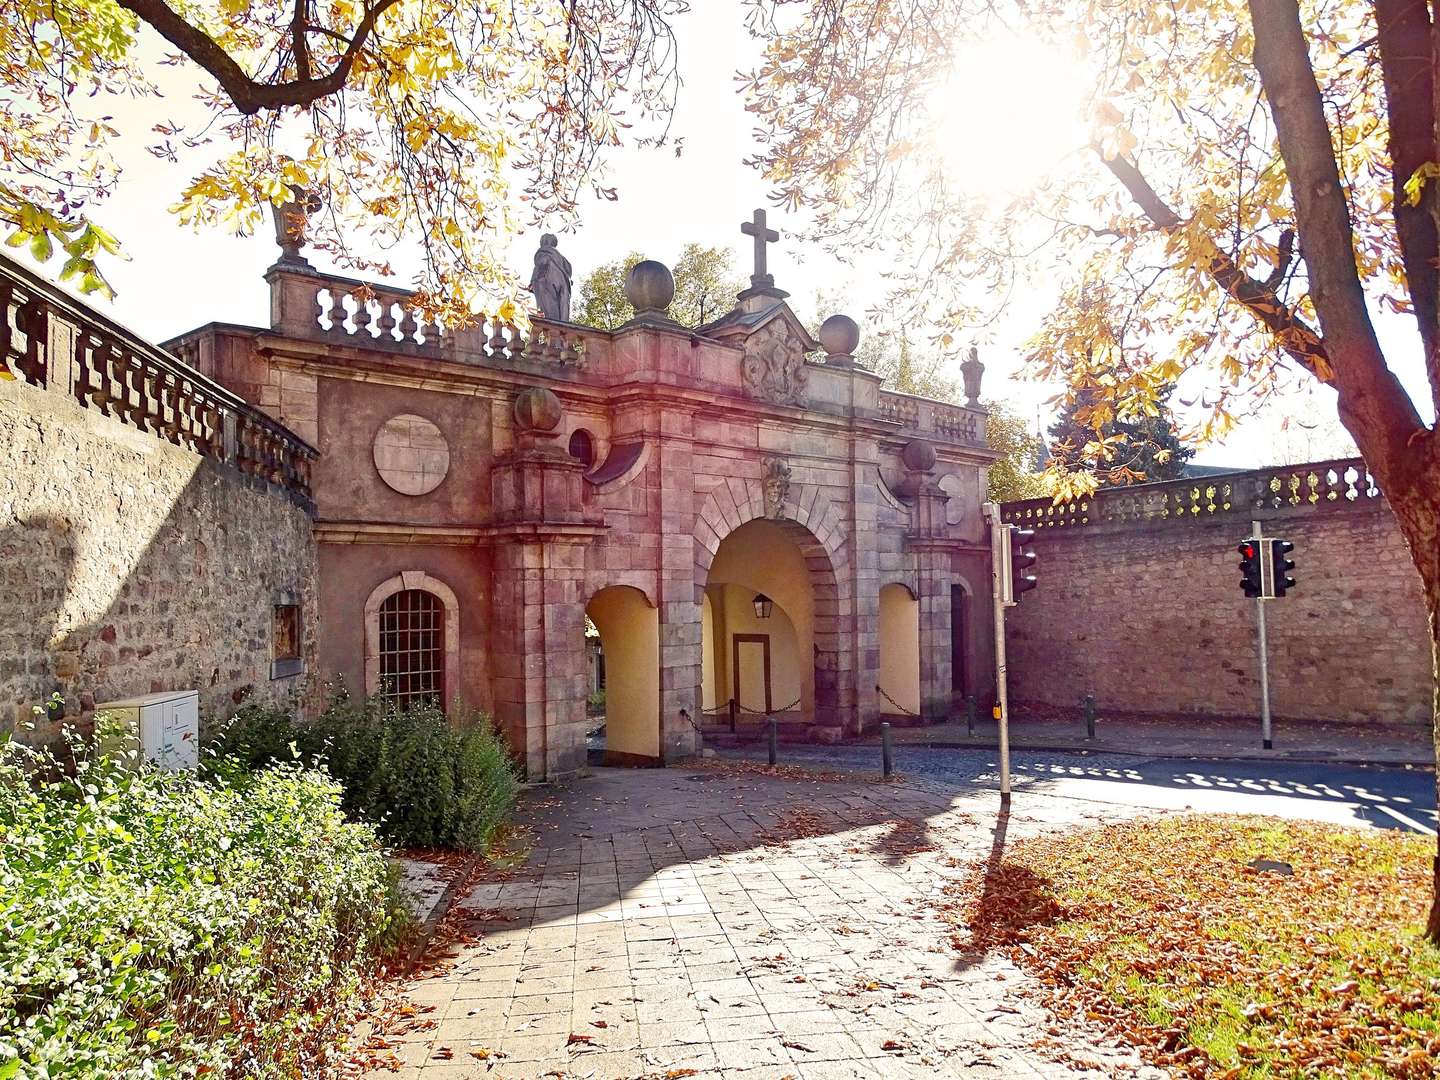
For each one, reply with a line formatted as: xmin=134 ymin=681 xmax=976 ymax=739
xmin=359 ymin=764 xmax=1166 ymax=1079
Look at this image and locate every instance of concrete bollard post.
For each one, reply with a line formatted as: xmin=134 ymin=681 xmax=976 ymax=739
xmin=881 ymin=722 xmax=893 ymax=779
xmin=767 ymin=717 xmax=778 ymax=766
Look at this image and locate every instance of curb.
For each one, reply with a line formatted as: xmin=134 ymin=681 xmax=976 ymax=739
xmin=842 ymin=737 xmax=1434 ymax=771
xmin=402 ymin=852 xmax=482 ymax=970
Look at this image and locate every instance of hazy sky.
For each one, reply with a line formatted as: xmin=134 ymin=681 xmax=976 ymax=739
xmin=24 ymin=3 xmax=1433 ymax=468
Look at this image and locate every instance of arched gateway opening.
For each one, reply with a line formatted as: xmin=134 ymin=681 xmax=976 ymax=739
xmin=700 ymin=517 xmax=845 ymax=736
xmin=585 ymin=585 xmax=660 ymax=766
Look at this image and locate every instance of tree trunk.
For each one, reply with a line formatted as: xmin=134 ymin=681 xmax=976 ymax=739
xmin=1371 ymin=462 xmax=1440 ymax=944
xmin=1427 ymin=596 xmax=1440 ymax=943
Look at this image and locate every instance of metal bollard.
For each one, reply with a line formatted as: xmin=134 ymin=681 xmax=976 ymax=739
xmin=965 ymin=695 xmax=977 ymax=737
xmin=728 ymin=697 xmax=738 ymax=734
xmin=1083 ymin=693 xmax=1096 ymax=740
xmin=767 ymin=717 xmax=778 ymax=766
xmin=881 ymin=722 xmax=893 ymax=779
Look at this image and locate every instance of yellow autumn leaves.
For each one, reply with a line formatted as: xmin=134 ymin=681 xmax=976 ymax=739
xmin=1 ymin=0 xmax=681 ymax=326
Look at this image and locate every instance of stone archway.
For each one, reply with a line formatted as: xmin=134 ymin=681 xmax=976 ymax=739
xmin=699 ymin=514 xmax=849 ymax=734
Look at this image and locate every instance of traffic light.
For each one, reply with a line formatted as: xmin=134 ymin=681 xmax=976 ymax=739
xmin=1001 ymin=525 xmax=1038 ymax=605
xmin=1238 ymin=538 xmax=1263 ymax=598
xmin=1270 ymin=538 xmax=1296 ymax=596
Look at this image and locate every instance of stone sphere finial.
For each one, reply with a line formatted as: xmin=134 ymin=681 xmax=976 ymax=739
xmin=513 ymin=386 xmax=563 ymax=433
xmin=624 ymin=259 xmax=676 ymax=316
xmin=819 ymin=314 xmax=861 ymax=364
xmin=901 ymin=438 xmax=937 ymax=474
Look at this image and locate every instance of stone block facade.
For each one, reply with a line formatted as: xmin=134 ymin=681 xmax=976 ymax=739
xmin=170 ymin=245 xmax=1000 ymax=780
xmin=1002 ymin=462 xmax=1431 ymax=726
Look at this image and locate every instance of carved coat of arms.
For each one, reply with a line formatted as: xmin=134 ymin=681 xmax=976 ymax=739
xmin=742 ymin=319 xmax=808 ymax=406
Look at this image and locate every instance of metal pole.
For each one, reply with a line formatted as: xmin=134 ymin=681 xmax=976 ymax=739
xmin=1256 ymin=597 xmax=1273 ymax=750
xmin=983 ymin=502 xmax=1011 ymax=805
xmin=728 ymin=697 xmax=737 ymax=734
xmin=767 ymin=716 xmax=778 ymax=766
xmin=881 ymin=722 xmax=893 ymax=778
xmin=1252 ymin=518 xmax=1273 ymax=750
xmin=1083 ymin=693 xmax=1096 ymax=740
xmin=965 ymin=694 xmax=976 ymax=737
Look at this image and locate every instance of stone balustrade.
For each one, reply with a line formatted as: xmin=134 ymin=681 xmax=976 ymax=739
xmin=1001 ymin=457 xmax=1381 ymax=531
xmin=3 ymin=253 xmax=316 ymax=511
xmin=876 ymin=389 xmax=984 ymax=445
xmin=269 ymin=264 xmax=593 ymax=369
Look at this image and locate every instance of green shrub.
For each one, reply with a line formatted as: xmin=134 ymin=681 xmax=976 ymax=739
xmin=0 ymin=724 xmax=408 ymax=1080
xmin=217 ymin=694 xmax=519 ymax=852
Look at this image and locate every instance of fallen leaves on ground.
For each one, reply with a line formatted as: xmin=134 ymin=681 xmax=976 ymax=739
xmin=940 ymin=814 xmax=1440 ymax=1078
xmin=684 ymin=756 xmax=905 ymax=786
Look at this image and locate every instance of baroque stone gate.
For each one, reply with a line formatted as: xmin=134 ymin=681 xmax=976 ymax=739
xmin=170 ymin=213 xmax=998 ymax=779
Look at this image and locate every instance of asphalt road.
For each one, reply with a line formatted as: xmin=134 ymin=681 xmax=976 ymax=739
xmin=719 ymin=743 xmax=1439 ymax=836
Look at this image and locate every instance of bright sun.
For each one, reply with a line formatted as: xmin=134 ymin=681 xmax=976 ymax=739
xmin=927 ymin=35 xmax=1090 ymax=201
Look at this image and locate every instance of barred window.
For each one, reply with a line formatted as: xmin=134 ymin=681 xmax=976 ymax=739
xmin=378 ymin=589 xmax=445 ymax=709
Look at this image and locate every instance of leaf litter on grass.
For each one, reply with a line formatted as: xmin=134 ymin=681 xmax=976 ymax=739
xmin=939 ymin=813 xmax=1440 ymax=1078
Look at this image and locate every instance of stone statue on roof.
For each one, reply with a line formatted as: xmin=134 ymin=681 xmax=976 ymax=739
xmin=529 ymin=234 xmax=573 ymax=322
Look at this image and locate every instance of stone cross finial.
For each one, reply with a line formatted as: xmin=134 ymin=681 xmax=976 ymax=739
xmin=741 ymin=208 xmax=779 ymax=287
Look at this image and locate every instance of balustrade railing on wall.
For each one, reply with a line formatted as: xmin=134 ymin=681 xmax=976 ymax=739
xmin=2 ymin=253 xmax=316 ymax=511
xmin=1001 ymin=457 xmax=1381 ymax=531
xmin=272 ymin=265 xmax=592 ymax=369
xmin=876 ymin=389 xmax=984 ymax=445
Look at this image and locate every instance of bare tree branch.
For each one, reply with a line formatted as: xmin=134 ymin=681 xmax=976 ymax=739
xmin=115 ymin=0 xmax=398 ymax=114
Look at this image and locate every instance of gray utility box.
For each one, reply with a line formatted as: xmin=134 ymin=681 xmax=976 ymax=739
xmin=95 ymin=690 xmax=200 ymax=771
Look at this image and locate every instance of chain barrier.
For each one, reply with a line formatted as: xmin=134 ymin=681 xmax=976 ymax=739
xmin=875 ymin=683 xmax=921 ymax=717
xmin=735 ymin=697 xmax=802 ymax=715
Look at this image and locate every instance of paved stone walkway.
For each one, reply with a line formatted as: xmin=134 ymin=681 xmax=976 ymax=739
xmin=362 ymin=764 xmax=1165 ymax=1079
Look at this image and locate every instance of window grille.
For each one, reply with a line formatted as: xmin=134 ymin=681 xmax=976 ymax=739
xmin=378 ymin=589 xmax=445 ymax=709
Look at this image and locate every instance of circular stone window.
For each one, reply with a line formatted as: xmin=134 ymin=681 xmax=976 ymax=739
xmin=373 ymin=414 xmax=450 ymax=496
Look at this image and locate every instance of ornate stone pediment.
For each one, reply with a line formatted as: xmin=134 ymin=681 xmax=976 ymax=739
xmin=741 ymin=316 xmax=809 ymax=407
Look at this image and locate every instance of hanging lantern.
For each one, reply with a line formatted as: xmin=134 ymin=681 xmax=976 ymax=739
xmin=752 ymin=593 xmax=774 ymax=619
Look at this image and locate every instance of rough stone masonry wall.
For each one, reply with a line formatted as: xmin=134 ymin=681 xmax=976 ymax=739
xmin=0 ymin=377 xmax=317 ymax=739
xmin=1003 ymin=484 xmax=1431 ymax=726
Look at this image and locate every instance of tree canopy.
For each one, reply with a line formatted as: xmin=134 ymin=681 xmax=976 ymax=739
xmin=574 ymin=243 xmax=744 ymax=329
xmin=1 ymin=0 xmax=684 ymax=322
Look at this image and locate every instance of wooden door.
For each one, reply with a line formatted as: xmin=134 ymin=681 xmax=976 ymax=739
xmin=732 ymin=633 xmax=772 ymax=714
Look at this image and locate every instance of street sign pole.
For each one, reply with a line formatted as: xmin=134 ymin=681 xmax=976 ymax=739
xmin=1252 ymin=518 xmax=1273 ymax=750
xmin=983 ymin=502 xmax=1011 ymax=805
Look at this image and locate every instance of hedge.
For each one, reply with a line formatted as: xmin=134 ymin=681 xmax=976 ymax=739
xmin=217 ymin=693 xmax=520 ymax=853
xmin=0 ymin=725 xmax=408 ymax=1079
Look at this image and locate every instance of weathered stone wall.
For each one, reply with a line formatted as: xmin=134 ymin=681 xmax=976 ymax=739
xmin=1 ymin=253 xmax=317 ymax=740
xmin=1002 ymin=464 xmax=1431 ymax=726
xmin=1 ymin=378 xmax=317 ymax=738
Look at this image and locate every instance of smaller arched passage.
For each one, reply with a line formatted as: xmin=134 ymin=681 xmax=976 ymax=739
xmin=950 ymin=578 xmax=975 ymax=702
xmin=586 ymin=585 xmax=661 ymax=766
xmin=878 ymin=582 xmax=921 ymax=717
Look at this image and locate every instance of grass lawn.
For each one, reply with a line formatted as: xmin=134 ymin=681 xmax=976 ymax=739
xmin=945 ymin=814 xmax=1439 ymax=1078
